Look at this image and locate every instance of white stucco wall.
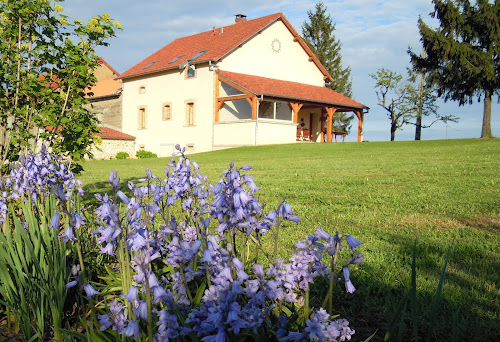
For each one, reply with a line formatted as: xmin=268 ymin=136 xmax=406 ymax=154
xmin=213 ymin=121 xmax=256 ymax=146
xmin=121 ymin=65 xmax=215 ymax=155
xmin=257 ymin=120 xmax=296 ymax=145
xmin=220 ymin=20 xmax=325 ymax=86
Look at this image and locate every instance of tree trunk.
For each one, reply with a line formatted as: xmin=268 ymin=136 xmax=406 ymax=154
xmin=391 ymin=120 xmax=396 ymax=141
xmin=415 ymin=48 xmax=426 ymax=140
xmin=481 ymin=89 xmax=493 ymax=138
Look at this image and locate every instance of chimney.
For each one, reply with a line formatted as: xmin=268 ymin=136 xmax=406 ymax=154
xmin=235 ymin=14 xmax=247 ymax=23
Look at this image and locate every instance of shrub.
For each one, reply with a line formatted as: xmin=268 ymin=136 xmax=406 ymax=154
xmin=136 ymin=150 xmax=157 ymax=159
xmin=115 ymin=151 xmax=129 ymax=159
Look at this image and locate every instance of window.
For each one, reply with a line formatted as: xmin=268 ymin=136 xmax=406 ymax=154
xmin=186 ymin=102 xmax=194 ymax=126
xmin=187 ymin=50 xmax=208 ymax=62
xmin=168 ymin=55 xmax=184 ymax=64
xmin=162 ymin=104 xmax=172 ymax=120
xmin=139 ymin=86 xmax=146 ymax=94
xmin=186 ymin=65 xmax=196 ymax=78
xmin=143 ymin=61 xmax=157 ymax=69
xmin=138 ymin=107 xmax=146 ymax=129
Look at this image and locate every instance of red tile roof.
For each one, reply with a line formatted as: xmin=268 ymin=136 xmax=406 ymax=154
xmin=45 ymin=126 xmax=135 ymax=140
xmin=217 ymin=70 xmax=367 ymax=110
xmin=119 ymin=13 xmax=331 ymax=81
xmin=96 ymin=127 xmax=135 ymax=140
xmin=87 ymin=77 xmax=122 ymax=98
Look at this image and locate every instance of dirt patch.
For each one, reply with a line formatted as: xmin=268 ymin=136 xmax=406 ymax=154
xmin=461 ymin=214 xmax=500 ymax=233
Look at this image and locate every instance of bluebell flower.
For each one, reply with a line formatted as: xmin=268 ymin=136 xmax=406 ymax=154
xmin=65 ymin=280 xmax=77 ymax=289
xmin=123 ymin=320 xmax=139 ymax=339
xmin=122 ymin=285 xmax=138 ymax=303
xmin=343 ymin=267 xmax=356 ymax=294
xmin=345 ymin=235 xmax=362 ymax=251
xmin=60 ymin=226 xmax=77 ymax=243
xmin=49 ymin=212 xmax=60 ymax=229
xmin=83 ymin=284 xmax=100 ymax=299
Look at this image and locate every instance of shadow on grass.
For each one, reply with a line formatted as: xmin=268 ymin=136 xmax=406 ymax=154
xmin=337 ymin=223 xmax=500 ymax=342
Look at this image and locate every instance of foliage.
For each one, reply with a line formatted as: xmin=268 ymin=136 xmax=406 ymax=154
xmin=302 ymin=2 xmax=354 ymax=134
xmin=409 ymin=0 xmax=499 ymax=138
xmin=0 ymin=145 xmax=84 ymax=340
xmin=0 ymin=0 xmax=121 ymax=173
xmin=135 ymin=150 xmax=157 ymax=159
xmin=370 ymin=68 xmax=457 ymax=141
xmin=115 ymin=151 xmax=129 ymax=159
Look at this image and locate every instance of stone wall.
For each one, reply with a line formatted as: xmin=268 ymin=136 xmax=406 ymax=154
xmin=90 ymin=95 xmax=122 ymax=129
xmin=90 ymin=139 xmax=135 ymax=160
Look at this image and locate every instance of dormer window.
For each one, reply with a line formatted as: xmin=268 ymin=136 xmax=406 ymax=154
xmin=186 ymin=65 xmax=196 ymax=78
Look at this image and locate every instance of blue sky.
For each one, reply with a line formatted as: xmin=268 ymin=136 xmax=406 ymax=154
xmin=62 ymin=0 xmax=498 ymax=142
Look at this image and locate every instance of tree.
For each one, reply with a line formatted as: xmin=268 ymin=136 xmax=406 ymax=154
xmin=0 ymin=0 xmax=120 ymax=173
xmin=409 ymin=0 xmax=499 ymax=138
xmin=302 ymin=1 xmax=354 ymax=134
xmin=370 ymin=69 xmax=416 ymax=141
xmin=371 ymin=68 xmax=458 ymax=141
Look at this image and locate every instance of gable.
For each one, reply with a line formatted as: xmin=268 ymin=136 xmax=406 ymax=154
xmin=119 ymin=13 xmax=331 ymax=82
xmin=220 ymin=20 xmax=326 ymax=86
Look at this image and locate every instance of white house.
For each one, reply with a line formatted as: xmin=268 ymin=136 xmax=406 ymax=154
xmin=118 ymin=13 xmax=367 ymax=156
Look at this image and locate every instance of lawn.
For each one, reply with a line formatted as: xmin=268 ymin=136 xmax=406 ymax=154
xmin=79 ymin=139 xmax=500 ymax=341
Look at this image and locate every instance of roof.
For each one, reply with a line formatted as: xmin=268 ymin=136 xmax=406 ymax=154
xmin=46 ymin=126 xmax=135 ymax=140
xmin=97 ymin=58 xmax=120 ymax=77
xmin=95 ymin=127 xmax=135 ymax=140
xmin=217 ymin=70 xmax=367 ymax=110
xmin=87 ymin=77 xmax=122 ymax=98
xmin=119 ymin=13 xmax=331 ymax=81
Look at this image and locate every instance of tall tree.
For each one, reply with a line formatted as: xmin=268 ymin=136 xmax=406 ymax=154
xmin=409 ymin=0 xmax=499 ymax=138
xmin=302 ymin=1 xmax=354 ymax=134
xmin=0 ymin=0 xmax=120 ymax=172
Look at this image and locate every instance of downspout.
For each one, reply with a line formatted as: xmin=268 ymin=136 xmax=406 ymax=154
xmin=255 ymin=94 xmax=263 ymax=145
xmin=210 ymin=60 xmax=216 ymax=150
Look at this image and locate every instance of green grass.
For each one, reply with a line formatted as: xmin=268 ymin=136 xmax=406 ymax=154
xmin=79 ymin=139 xmax=500 ymax=341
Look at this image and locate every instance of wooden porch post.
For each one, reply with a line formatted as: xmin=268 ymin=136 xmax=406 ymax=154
xmin=320 ymin=115 xmax=325 ymax=142
xmin=355 ymin=110 xmax=363 ymax=142
xmin=246 ymin=96 xmax=258 ymax=120
xmin=290 ymin=103 xmax=303 ymax=123
xmin=325 ymin=107 xmax=336 ymax=142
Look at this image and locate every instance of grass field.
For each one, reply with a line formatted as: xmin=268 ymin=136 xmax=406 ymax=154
xmin=79 ymin=139 xmax=500 ymax=341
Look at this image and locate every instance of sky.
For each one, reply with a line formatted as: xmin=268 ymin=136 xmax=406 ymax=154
xmin=62 ymin=0 xmax=498 ymax=142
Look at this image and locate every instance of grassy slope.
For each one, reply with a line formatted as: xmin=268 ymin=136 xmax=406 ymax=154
xmin=80 ymin=139 xmax=500 ymax=341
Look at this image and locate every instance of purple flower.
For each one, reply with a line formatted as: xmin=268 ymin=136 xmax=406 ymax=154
xmin=343 ymin=267 xmax=356 ymax=294
xmin=60 ymin=226 xmax=77 ymax=243
xmin=122 ymin=286 xmax=138 ymax=303
xmin=65 ymin=280 xmax=77 ymax=289
xmin=123 ymin=320 xmax=139 ymax=339
xmin=83 ymin=284 xmax=100 ymax=299
xmin=49 ymin=212 xmax=60 ymax=229
xmin=345 ymin=235 xmax=362 ymax=251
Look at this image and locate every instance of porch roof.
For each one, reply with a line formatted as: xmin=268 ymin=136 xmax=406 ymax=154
xmin=216 ymin=70 xmax=367 ymax=110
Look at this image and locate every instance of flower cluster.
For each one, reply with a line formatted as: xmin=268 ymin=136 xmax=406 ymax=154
xmin=0 ymin=145 xmax=83 ymax=223
xmin=90 ymin=145 xmax=364 ymax=341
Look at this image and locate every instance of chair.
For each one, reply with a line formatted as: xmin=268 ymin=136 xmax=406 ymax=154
xmin=296 ymin=128 xmax=302 ymax=141
xmin=302 ymin=129 xmax=310 ymax=141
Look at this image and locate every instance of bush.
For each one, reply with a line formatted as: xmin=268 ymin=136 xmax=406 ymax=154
xmin=115 ymin=151 xmax=129 ymax=159
xmin=136 ymin=150 xmax=157 ymax=159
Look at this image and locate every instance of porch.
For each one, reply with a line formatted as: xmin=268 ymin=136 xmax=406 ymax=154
xmin=213 ymin=70 xmax=368 ymax=147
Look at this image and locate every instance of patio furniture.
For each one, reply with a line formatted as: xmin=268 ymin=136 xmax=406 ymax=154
xmin=302 ymin=129 xmax=310 ymax=141
xmin=296 ymin=128 xmax=302 ymax=141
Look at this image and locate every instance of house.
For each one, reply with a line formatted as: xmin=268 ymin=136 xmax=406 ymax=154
xmin=87 ymin=58 xmax=136 ymax=159
xmin=118 ymin=12 xmax=367 ymax=156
